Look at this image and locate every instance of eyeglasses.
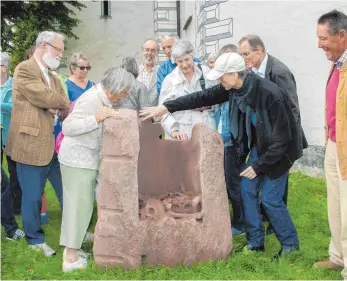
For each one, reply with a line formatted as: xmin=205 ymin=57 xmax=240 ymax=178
xmin=45 ymin=42 xmax=64 ymax=53
xmin=73 ymin=65 xmax=91 ymax=71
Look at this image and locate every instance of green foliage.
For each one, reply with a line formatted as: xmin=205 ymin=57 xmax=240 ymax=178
xmin=0 ymin=170 xmax=342 ymax=280
xmin=1 ymin=0 xmax=86 ymax=73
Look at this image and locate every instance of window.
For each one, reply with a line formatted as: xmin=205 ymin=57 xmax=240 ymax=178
xmin=101 ymin=0 xmax=111 ymax=19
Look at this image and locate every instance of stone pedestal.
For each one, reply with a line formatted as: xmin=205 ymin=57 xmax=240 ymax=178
xmin=94 ymin=109 xmax=232 ymax=268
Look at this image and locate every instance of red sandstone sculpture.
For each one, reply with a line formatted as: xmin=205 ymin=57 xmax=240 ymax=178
xmin=93 ymin=109 xmax=232 ymax=268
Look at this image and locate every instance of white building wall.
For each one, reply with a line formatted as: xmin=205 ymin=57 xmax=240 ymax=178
xmin=66 ymin=0 xmax=347 ymax=151
xmin=179 ymin=0 xmax=347 ymax=147
xmin=64 ymin=1 xmax=155 ymax=81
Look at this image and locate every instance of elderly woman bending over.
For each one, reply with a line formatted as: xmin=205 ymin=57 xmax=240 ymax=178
xmin=58 ymin=67 xmax=133 ymax=272
xmin=159 ymin=40 xmax=215 ymax=140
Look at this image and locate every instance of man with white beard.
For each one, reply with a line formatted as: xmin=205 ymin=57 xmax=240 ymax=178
xmin=137 ymin=39 xmax=159 ymax=106
xmin=5 ymin=31 xmax=70 ymax=256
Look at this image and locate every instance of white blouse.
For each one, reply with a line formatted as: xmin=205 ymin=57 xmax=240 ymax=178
xmin=159 ymin=64 xmax=216 ymax=139
xmin=58 ymin=84 xmax=111 ymax=170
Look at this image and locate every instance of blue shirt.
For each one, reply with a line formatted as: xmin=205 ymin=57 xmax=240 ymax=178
xmin=156 ymin=57 xmax=200 ymax=94
xmin=67 ymin=79 xmax=94 ymax=102
xmin=1 ymin=76 xmax=13 ymax=147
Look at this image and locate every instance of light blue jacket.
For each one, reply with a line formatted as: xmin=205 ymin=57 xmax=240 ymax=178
xmin=218 ymin=101 xmax=233 ymax=147
xmin=1 ymin=76 xmax=13 ymax=147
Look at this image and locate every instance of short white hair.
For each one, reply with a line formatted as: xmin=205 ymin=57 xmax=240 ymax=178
xmin=142 ymin=39 xmax=160 ymax=52
xmin=101 ymin=67 xmax=134 ymax=96
xmin=36 ymin=31 xmax=65 ymax=47
xmin=207 ymin=52 xmax=217 ymax=62
xmin=160 ymin=33 xmax=179 ymax=43
xmin=0 ymin=52 xmax=11 ymax=69
xmin=171 ymin=40 xmax=195 ymax=62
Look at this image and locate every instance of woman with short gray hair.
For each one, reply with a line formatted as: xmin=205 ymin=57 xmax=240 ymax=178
xmin=58 ymin=67 xmax=133 ymax=272
xmin=207 ymin=52 xmax=217 ymax=69
xmin=67 ymin=52 xmax=94 ymax=102
xmin=159 ymin=40 xmax=216 ymax=140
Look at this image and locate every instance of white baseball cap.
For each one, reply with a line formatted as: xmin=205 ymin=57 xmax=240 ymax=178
xmin=206 ymin=52 xmax=246 ymax=81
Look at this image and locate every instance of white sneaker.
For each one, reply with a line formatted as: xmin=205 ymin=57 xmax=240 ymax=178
xmin=83 ymin=232 xmax=94 ymax=243
xmin=62 ymin=249 xmax=87 ymax=272
xmin=63 ymin=248 xmax=90 ymax=259
xmin=29 ymin=242 xmax=56 ymax=256
xmin=6 ymin=229 xmax=25 ymax=241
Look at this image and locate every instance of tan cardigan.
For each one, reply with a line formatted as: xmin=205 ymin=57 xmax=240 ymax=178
xmin=5 ymin=57 xmax=70 ymax=166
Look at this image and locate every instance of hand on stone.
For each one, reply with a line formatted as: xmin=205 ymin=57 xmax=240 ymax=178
xmin=95 ymin=106 xmax=118 ymax=123
xmin=240 ymin=166 xmax=257 ymax=180
xmin=170 ymin=131 xmax=188 ymax=140
xmin=139 ymin=105 xmax=168 ymax=121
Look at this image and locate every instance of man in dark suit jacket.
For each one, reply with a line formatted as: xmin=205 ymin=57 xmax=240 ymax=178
xmin=238 ymin=34 xmax=308 ymax=234
xmin=5 ymin=31 xmax=70 ymax=256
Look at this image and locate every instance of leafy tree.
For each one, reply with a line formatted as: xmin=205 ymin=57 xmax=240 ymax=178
xmin=1 ymin=0 xmax=86 ymax=72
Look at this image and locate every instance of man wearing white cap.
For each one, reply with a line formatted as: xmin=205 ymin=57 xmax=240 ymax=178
xmin=140 ymin=52 xmax=303 ymax=260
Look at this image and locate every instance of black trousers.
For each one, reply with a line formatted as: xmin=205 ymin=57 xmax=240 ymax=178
xmin=1 ymin=167 xmax=19 ymax=236
xmin=224 ymin=145 xmax=245 ymax=230
xmin=1 ymin=147 xmax=22 ymax=215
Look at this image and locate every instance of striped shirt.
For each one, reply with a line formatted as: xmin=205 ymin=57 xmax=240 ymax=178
xmin=139 ymin=63 xmax=155 ymax=89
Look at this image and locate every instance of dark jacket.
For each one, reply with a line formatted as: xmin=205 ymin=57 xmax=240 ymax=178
xmin=163 ymin=72 xmax=304 ymax=179
xmin=265 ymin=54 xmax=308 ymax=150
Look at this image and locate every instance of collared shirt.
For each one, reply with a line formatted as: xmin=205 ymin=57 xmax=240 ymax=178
xmin=34 ymin=56 xmax=51 ymax=88
xmin=335 ymin=49 xmax=347 ymax=69
xmin=252 ymin=53 xmax=268 ymax=78
xmin=139 ymin=63 xmax=154 ymax=89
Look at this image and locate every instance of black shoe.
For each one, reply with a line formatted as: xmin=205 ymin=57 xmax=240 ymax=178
xmin=248 ymin=245 xmax=265 ymax=252
xmin=272 ymin=246 xmax=300 ymax=262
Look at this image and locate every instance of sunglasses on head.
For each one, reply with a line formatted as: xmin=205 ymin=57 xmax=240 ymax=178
xmin=73 ymin=64 xmax=91 ymax=71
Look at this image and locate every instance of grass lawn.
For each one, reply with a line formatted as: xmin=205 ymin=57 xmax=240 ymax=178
xmin=0 ymin=171 xmax=342 ymax=280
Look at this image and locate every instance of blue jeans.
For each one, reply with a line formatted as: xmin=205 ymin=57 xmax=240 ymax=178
xmin=16 ymin=154 xmax=63 ymax=245
xmin=241 ymin=147 xmax=298 ymax=250
xmin=1 ymin=168 xmax=19 ymax=237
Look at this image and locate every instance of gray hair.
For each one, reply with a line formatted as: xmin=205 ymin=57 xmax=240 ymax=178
xmin=142 ymin=38 xmax=160 ymax=52
xmin=318 ymin=10 xmax=347 ymax=35
xmin=36 ymin=31 xmax=65 ymax=47
xmin=0 ymin=52 xmax=11 ymax=70
xmin=217 ymin=44 xmax=238 ymax=58
xmin=171 ymin=40 xmax=195 ymax=61
xmin=101 ymin=67 xmax=134 ymax=96
xmin=207 ymin=52 xmax=218 ymax=62
xmin=160 ymin=33 xmax=179 ymax=43
xmin=69 ymin=52 xmax=89 ymax=74
xmin=120 ymin=57 xmax=139 ymax=79
xmin=238 ymin=35 xmax=266 ymax=52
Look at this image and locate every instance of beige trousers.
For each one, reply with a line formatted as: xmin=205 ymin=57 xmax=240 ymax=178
xmin=59 ymin=164 xmax=98 ymax=249
xmin=325 ymin=139 xmax=347 ymax=279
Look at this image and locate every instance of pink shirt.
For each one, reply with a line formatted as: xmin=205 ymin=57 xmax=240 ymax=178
xmin=326 ymin=67 xmax=340 ymax=142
